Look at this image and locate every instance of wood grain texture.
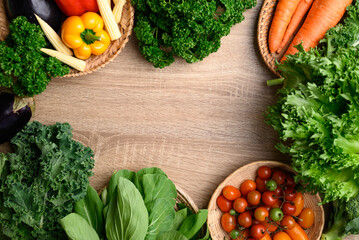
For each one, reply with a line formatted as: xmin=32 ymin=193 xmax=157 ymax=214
xmin=0 ymin=1 xmax=357 ymax=239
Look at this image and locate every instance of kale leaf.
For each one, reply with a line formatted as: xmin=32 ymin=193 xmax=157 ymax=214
xmin=133 ymin=0 xmax=256 ymax=68
xmin=0 ymin=121 xmax=94 ymax=239
xmin=0 ymin=17 xmax=69 ymax=97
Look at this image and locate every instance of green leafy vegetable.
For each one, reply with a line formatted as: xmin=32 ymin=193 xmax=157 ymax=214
xmin=105 ymin=169 xmax=135 ymax=206
xmin=105 ymin=177 xmax=148 ymax=240
xmin=157 ymin=230 xmax=188 ymax=240
xmin=133 ymin=0 xmax=256 ymax=68
xmin=266 ymin=2 xmax=359 ymax=239
xmin=74 ymin=186 xmax=104 ymax=238
xmin=0 ymin=121 xmax=94 ymax=239
xmin=60 ymin=213 xmax=100 ymax=240
xmin=179 ymin=210 xmax=209 ymax=239
xmin=171 ymin=208 xmax=189 ymax=231
xmin=0 ymin=17 xmax=70 ymax=97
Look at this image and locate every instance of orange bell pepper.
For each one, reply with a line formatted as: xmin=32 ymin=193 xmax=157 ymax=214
xmin=61 ymin=12 xmax=111 ymax=60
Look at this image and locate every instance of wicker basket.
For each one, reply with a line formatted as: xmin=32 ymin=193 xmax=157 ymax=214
xmin=258 ymin=0 xmax=283 ymax=77
xmin=0 ymin=0 xmax=134 ymax=77
xmin=207 ymin=161 xmax=325 ymax=240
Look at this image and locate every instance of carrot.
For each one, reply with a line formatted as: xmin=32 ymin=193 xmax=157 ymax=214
xmin=282 ymin=0 xmax=353 ymax=61
xmin=276 ymin=0 xmax=314 ymax=53
xmin=285 ymin=223 xmax=309 ymax=240
xmin=268 ymin=0 xmax=301 ymax=53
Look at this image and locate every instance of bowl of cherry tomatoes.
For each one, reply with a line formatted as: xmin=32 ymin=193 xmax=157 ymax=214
xmin=207 ymin=161 xmax=325 ymax=240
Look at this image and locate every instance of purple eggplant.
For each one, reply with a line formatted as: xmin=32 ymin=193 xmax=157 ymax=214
xmin=0 ymin=92 xmax=33 ymax=144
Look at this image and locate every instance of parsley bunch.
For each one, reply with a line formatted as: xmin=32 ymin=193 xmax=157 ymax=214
xmin=133 ymin=0 xmax=256 ymax=68
xmin=0 ymin=17 xmax=69 ymax=97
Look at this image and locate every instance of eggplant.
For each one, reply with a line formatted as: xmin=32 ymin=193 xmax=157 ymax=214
xmin=5 ymin=0 xmax=65 ymax=32
xmin=0 ymin=92 xmax=33 ymax=144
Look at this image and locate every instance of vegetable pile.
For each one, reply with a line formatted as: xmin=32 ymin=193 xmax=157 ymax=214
xmin=0 ymin=16 xmax=69 ymax=97
xmin=218 ymin=166 xmax=313 ymax=240
xmin=61 ymin=167 xmax=210 ymax=240
xmin=0 ymin=121 xmax=95 ymax=239
xmin=266 ymin=1 xmax=359 ymax=239
xmin=132 ymin=0 xmax=257 ymax=68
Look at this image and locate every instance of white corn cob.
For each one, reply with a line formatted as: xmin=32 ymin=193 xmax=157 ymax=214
xmin=97 ymin=0 xmax=121 ymax=40
xmin=41 ymin=48 xmax=86 ymax=72
xmin=35 ymin=14 xmax=73 ymax=56
xmin=113 ymin=0 xmax=126 ymax=23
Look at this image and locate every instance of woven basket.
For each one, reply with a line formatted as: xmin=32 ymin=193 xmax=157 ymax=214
xmin=207 ymin=161 xmax=325 ymax=240
xmin=0 ymin=0 xmax=134 ymax=77
xmin=257 ymin=0 xmax=282 ymax=77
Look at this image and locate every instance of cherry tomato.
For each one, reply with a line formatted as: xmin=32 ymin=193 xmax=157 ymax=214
xmin=266 ymin=179 xmax=277 ymax=191
xmin=281 ymin=215 xmax=296 ymax=230
xmin=253 ymin=219 xmax=261 ymax=225
xmin=259 ymin=233 xmax=272 ymax=240
xmin=284 ymin=188 xmax=297 ymax=201
xmin=285 ymin=174 xmax=296 ymax=188
xmin=270 ymin=208 xmax=284 ymax=222
xmin=230 ymin=229 xmax=241 ymax=239
xmin=282 ymin=202 xmax=296 ymax=215
xmin=256 ymin=176 xmax=268 ymax=192
xmin=217 ymin=195 xmax=233 ymax=212
xmin=262 ymin=191 xmax=278 ymax=207
xmin=238 ymin=229 xmax=250 ymax=239
xmin=250 ymin=224 xmax=266 ymax=240
xmin=273 ymin=185 xmax=283 ymax=197
xmin=292 ymin=192 xmax=304 ymax=216
xmin=238 ymin=211 xmax=253 ymax=228
xmin=254 ymin=207 xmax=269 ymax=222
xmin=272 ymin=199 xmax=282 ymax=209
xmin=273 ymin=232 xmax=291 ymax=240
xmin=298 ymin=208 xmax=314 ymax=229
xmin=272 ymin=170 xmax=286 ymax=185
xmin=247 ymin=190 xmax=261 ymax=206
xmin=257 ymin=166 xmax=272 ymax=180
xmin=221 ymin=212 xmax=237 ymax=233
xmin=260 ymin=220 xmax=277 ymax=232
xmin=223 ymin=185 xmax=241 ymax=201
xmin=233 ymin=197 xmax=248 ymax=213
xmin=240 ymin=180 xmax=256 ymax=197
xmin=285 ymin=223 xmax=309 ymax=240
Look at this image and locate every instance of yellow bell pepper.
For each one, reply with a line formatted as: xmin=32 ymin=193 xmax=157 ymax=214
xmin=61 ymin=12 xmax=111 ymax=60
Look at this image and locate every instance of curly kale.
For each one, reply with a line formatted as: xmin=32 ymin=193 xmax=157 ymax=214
xmin=133 ymin=0 xmax=256 ymax=68
xmin=0 ymin=16 xmax=69 ymax=97
xmin=0 ymin=121 xmax=94 ymax=240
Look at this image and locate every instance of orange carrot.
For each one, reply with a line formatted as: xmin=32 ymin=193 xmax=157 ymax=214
xmin=282 ymin=0 xmax=353 ymax=61
xmin=276 ymin=0 xmax=314 ymax=53
xmin=268 ymin=0 xmax=301 ymax=53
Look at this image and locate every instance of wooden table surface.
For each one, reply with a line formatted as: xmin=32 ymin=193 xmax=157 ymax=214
xmin=0 ymin=1 xmax=357 ymax=239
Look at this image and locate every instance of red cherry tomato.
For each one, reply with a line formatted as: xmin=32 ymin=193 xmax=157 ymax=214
xmin=250 ymin=224 xmax=266 ymax=240
xmin=284 ymin=188 xmax=297 ymax=201
xmin=285 ymin=174 xmax=296 ymax=188
xmin=257 ymin=166 xmax=272 ymax=180
xmin=256 ymin=176 xmax=268 ymax=193
xmin=238 ymin=211 xmax=253 ymax=228
xmin=262 ymin=191 xmax=278 ymax=207
xmin=254 ymin=207 xmax=269 ymax=222
xmin=260 ymin=220 xmax=278 ymax=232
xmin=298 ymin=208 xmax=315 ymax=229
xmin=223 ymin=185 xmax=241 ymax=201
xmin=273 ymin=185 xmax=283 ymax=197
xmin=281 ymin=215 xmax=296 ymax=230
xmin=272 ymin=170 xmax=286 ymax=185
xmin=221 ymin=212 xmax=237 ymax=233
xmin=282 ymin=202 xmax=296 ymax=215
xmin=233 ymin=197 xmax=248 ymax=213
xmin=272 ymin=199 xmax=282 ymax=209
xmin=247 ymin=190 xmax=261 ymax=206
xmin=217 ymin=195 xmax=233 ymax=212
xmin=240 ymin=180 xmax=257 ymax=197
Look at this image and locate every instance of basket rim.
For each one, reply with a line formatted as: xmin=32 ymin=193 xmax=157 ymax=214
xmin=257 ymin=0 xmax=282 ymax=77
xmin=207 ymin=160 xmax=325 ymax=240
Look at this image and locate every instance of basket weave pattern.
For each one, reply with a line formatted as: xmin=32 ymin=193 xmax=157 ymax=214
xmin=257 ymin=0 xmax=281 ymax=77
xmin=207 ymin=161 xmax=325 ymax=240
xmin=0 ymin=0 xmax=134 ymax=77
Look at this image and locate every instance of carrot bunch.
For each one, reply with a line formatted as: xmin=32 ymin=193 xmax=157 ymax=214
xmin=268 ymin=0 xmax=353 ymax=61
